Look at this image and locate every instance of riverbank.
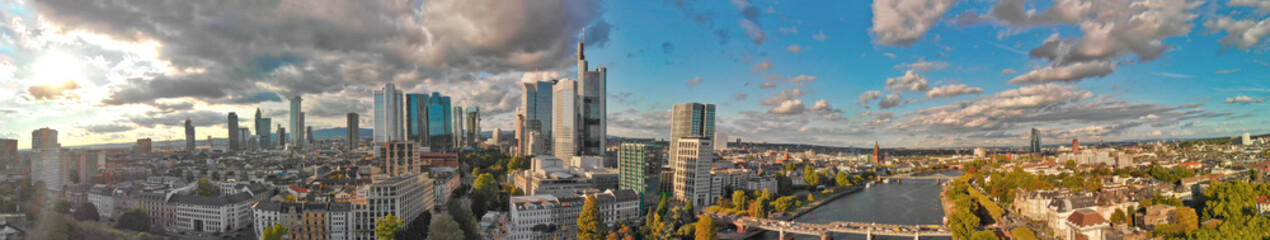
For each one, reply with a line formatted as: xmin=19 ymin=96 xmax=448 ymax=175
xmin=719 ymin=185 xmax=866 ymax=240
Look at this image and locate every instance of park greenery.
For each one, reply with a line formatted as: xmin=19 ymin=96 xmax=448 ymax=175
xmin=374 ymin=214 xmax=403 ymax=240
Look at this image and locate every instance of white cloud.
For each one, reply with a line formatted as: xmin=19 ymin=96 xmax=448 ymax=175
xmin=1008 ymin=61 xmax=1115 ymax=85
xmin=770 ymin=99 xmax=806 ymax=114
xmin=789 ymin=75 xmax=817 ymax=87
xmin=857 ymin=90 xmax=883 ymax=105
xmin=1204 ymin=16 xmax=1270 ymax=51
xmin=779 ymin=26 xmax=799 ymax=34
xmin=926 ymin=84 xmax=984 ymax=99
xmin=870 ymin=0 xmax=956 ymax=46
xmin=878 ymin=91 xmax=908 ymax=109
xmin=787 ymin=45 xmax=804 ymax=54
xmin=1001 ymin=69 xmax=1017 ymax=75
xmin=1230 ymin=0 xmax=1270 ymax=13
xmin=884 ymin=70 xmax=931 ymax=92
xmin=1224 ymin=95 xmax=1266 ymax=104
xmin=813 ymin=30 xmax=827 ymax=41
xmin=686 ymin=77 xmax=702 ymax=87
xmin=759 ymin=82 xmax=777 ymax=89
xmin=751 ymin=60 xmax=772 ymax=73
xmin=739 ymin=19 xmax=767 ymax=44
xmin=1152 ymin=72 xmax=1195 ymax=78
xmin=895 ymin=60 xmax=950 ymax=72
xmin=1215 ymin=69 xmax=1241 ymax=74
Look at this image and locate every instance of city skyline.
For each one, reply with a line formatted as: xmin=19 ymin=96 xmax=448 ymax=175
xmin=2 ymin=1 xmax=1269 ymax=149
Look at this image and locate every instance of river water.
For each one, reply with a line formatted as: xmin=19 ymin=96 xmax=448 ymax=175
xmin=756 ymin=171 xmax=961 ymax=240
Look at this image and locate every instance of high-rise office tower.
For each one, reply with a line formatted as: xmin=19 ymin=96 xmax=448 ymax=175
xmin=453 ymin=106 xmax=464 ymax=149
xmin=277 ymin=125 xmax=287 ymax=150
xmin=552 ymin=79 xmax=578 ymax=160
xmin=515 ymin=110 xmax=525 ymax=155
xmin=31 ymin=128 xmax=63 ymax=191
xmin=347 ymin=113 xmax=359 ymax=149
xmin=228 ymin=112 xmax=240 ymax=151
xmin=185 ymin=118 xmax=195 ymax=153
xmin=1243 ymin=132 xmax=1252 ymax=145
xmin=240 ymin=128 xmax=251 ymax=150
xmin=619 ymin=142 xmax=663 ymax=205
xmin=374 ymin=84 xmax=405 ymax=143
xmin=520 ymin=80 xmax=555 ymax=156
xmin=290 ymin=96 xmax=305 ymax=151
xmin=255 ymin=108 xmax=272 ymax=150
xmin=405 ymin=93 xmax=428 ymax=145
xmin=669 ymin=102 xmax=715 ymax=207
xmin=136 ymin=138 xmax=152 ymax=153
xmin=465 ymin=107 xmax=480 ymax=147
xmin=576 ymin=42 xmax=607 ymax=156
xmin=0 ymin=139 xmax=16 ymax=172
xmin=426 ymin=93 xmax=453 ymax=152
xmin=306 ymin=126 xmax=314 ymax=145
xmin=1072 ymin=139 xmax=1080 ymax=154
xmin=1030 ymin=128 xmax=1041 ymax=154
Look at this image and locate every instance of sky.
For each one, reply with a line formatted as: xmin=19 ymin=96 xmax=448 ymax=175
xmin=0 ymin=0 xmax=1268 ymax=149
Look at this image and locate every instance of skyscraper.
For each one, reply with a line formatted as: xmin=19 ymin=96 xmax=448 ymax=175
xmin=277 ymin=125 xmax=287 ymax=150
xmin=1243 ymin=132 xmax=1252 ymax=146
xmin=306 ymin=126 xmax=314 ymax=145
xmin=31 ymin=128 xmax=63 ymax=191
xmin=453 ymin=106 xmax=464 ymax=149
xmin=521 ymin=80 xmax=555 ymax=156
xmin=576 ymin=42 xmax=607 ymax=156
xmin=348 ymin=113 xmax=359 ymax=149
xmin=552 ymin=79 xmax=578 ymax=160
xmin=228 ymin=112 xmax=239 ymax=151
xmin=426 ymin=92 xmax=453 ymax=152
xmin=374 ymin=84 xmax=405 ymax=143
xmin=670 ymin=102 xmax=715 ymax=207
xmin=618 ymin=142 xmax=663 ymax=206
xmin=465 ymin=107 xmax=480 ymax=147
xmin=185 ymin=118 xmax=195 ymax=153
xmin=406 ymin=93 xmax=428 ymax=145
xmin=0 ymin=139 xmax=16 ymax=172
xmin=240 ymin=128 xmax=251 ymax=150
xmin=1072 ymin=139 xmax=1080 ymax=154
xmin=137 ymin=138 xmax=152 ymax=153
xmin=255 ymin=108 xmax=272 ymax=150
xmin=290 ymin=96 xmax=305 ymax=151
xmin=1030 ymin=128 xmax=1041 ymax=154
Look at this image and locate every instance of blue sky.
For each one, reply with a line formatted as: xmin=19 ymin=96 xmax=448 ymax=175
xmin=0 ymin=0 xmax=1267 ymax=148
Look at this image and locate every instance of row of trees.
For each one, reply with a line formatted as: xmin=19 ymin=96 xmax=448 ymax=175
xmin=945 ymin=177 xmax=999 ymax=240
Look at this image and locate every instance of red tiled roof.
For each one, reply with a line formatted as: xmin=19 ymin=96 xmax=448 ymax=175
xmin=1067 ymin=209 xmax=1107 ymax=228
xmin=1258 ymin=195 xmax=1270 ymax=204
xmin=288 ymin=185 xmax=309 ymax=193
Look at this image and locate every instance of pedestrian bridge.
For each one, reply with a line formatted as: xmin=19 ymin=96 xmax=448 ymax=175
xmin=733 ymin=217 xmax=952 ymax=240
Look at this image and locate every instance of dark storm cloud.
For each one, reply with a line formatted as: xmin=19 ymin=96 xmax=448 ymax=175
xmin=37 ymin=0 xmax=610 ymax=109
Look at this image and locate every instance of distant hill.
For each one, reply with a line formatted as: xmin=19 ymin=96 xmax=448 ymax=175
xmin=314 ymin=128 xmax=372 ymax=139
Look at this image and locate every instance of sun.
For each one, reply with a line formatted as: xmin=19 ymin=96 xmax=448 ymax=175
xmin=30 ymin=51 xmax=85 ymax=87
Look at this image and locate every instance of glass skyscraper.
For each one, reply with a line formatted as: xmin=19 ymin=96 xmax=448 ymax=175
xmin=426 ymin=92 xmax=453 ymax=152
xmin=520 ymin=80 xmax=554 ymax=156
xmin=406 ymin=93 xmax=428 ymax=145
xmin=373 ymin=84 xmax=404 ymax=143
xmin=289 ymin=96 xmax=304 ymax=150
xmin=619 ymin=142 xmax=663 ymax=208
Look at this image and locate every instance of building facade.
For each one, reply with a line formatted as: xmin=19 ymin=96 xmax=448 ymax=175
xmin=618 ymin=142 xmax=663 ymax=205
xmin=374 ymin=84 xmax=404 ymax=143
xmin=290 ymin=96 xmax=306 ymax=151
xmin=347 ymin=113 xmax=359 ymax=149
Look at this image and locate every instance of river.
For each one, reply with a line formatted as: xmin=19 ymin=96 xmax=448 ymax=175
xmin=756 ymin=170 xmax=961 ymax=240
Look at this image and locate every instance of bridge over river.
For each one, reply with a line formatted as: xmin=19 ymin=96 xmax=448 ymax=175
xmin=877 ymin=172 xmax=959 ymax=180
xmin=734 ymin=217 xmax=952 ymax=240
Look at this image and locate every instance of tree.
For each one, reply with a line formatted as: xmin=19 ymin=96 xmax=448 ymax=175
xmin=116 ymin=209 xmax=152 ymax=232
xmin=74 ymin=202 xmax=100 ymax=221
xmin=428 ymin=215 xmax=465 ymax=240
xmin=376 ymin=214 xmax=404 ymax=240
xmin=448 ymin=199 xmax=480 ymax=239
xmin=1064 ymin=160 xmax=1077 ymax=170
xmin=396 ymin=211 xmax=431 ymax=240
xmin=655 ymin=195 xmax=670 ymax=216
xmin=803 ymin=165 xmax=821 ymax=186
xmin=694 ymin=214 xmax=717 ymax=240
xmin=784 ymin=164 xmax=796 ymax=173
xmin=1110 ymin=209 xmax=1126 ymax=224
xmin=1203 ymin=181 xmax=1256 ymax=219
xmin=507 ymin=156 xmax=530 ymax=172
xmin=578 ymin=195 xmax=607 ymax=240
xmin=196 ymin=177 xmax=219 ymax=196
xmin=836 ymin=171 xmax=852 ymax=186
xmin=54 ymin=200 xmax=72 ymax=214
xmin=284 ymin=194 xmax=298 ymax=203
xmin=971 ymin=230 xmax=999 ymax=240
xmin=732 ymin=191 xmax=748 ymax=211
xmin=748 ymin=198 xmax=768 ymax=218
xmin=1172 ymin=207 xmax=1198 ymax=233
xmin=1011 ymin=227 xmax=1038 ymax=240
xmin=262 ymin=224 xmax=287 ymax=240
xmin=949 ymin=209 xmax=979 ymax=239
xmin=772 ymin=197 xmax=794 ymax=213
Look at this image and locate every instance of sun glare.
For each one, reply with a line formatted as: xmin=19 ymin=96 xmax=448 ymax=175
xmin=30 ymin=51 xmax=85 ymax=87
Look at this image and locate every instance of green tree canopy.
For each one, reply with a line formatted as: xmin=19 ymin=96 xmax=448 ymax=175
xmin=428 ymin=215 xmax=464 ymax=240
xmin=578 ymin=195 xmax=607 ymax=240
xmin=694 ymin=214 xmax=717 ymax=240
xmin=731 ymin=191 xmax=748 ymax=211
xmin=116 ymin=209 xmax=152 ymax=232
xmin=262 ymin=224 xmax=287 ymax=240
xmin=73 ymin=202 xmax=99 ymax=221
xmin=196 ymin=177 xmax=219 ymax=196
xmin=375 ymin=214 xmax=403 ymax=240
